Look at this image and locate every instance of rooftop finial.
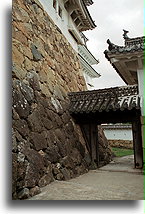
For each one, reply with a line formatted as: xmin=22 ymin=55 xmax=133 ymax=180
xmin=123 ymin=29 xmax=129 ymax=39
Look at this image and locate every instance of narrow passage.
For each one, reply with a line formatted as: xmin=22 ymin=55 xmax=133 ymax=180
xmin=28 ymin=155 xmax=143 ymax=200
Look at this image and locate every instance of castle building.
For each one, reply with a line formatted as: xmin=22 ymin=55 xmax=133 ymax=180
xmin=39 ymin=0 xmax=100 ymax=89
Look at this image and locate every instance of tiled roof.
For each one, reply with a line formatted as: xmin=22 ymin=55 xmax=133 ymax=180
xmin=101 ymin=124 xmax=132 ymax=129
xmin=65 ymin=0 xmax=96 ymax=31
xmin=68 ymin=85 xmax=140 ymax=114
xmin=105 ymin=31 xmax=144 ymax=55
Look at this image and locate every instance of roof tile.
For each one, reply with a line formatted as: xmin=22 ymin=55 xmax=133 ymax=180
xmin=68 ymin=85 xmax=140 ymax=114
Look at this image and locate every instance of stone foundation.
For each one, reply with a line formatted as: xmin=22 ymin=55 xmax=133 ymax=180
xmin=12 ymin=0 xmax=112 ymax=199
xmin=108 ymin=140 xmax=133 ymax=149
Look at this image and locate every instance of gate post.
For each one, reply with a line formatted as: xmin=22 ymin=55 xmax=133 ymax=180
xmin=132 ymin=119 xmax=143 ymax=168
xmin=140 ymin=116 xmax=145 ymax=167
xmin=80 ymin=123 xmax=99 ymax=169
xmin=90 ymin=124 xmax=99 ymax=168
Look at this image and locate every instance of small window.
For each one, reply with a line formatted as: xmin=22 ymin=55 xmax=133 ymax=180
xmin=53 ymin=0 xmax=56 ymax=9
xmin=58 ymin=6 xmax=62 ymax=18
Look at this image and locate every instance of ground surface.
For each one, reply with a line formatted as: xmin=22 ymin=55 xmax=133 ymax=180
xmin=28 ymin=155 xmax=143 ymax=200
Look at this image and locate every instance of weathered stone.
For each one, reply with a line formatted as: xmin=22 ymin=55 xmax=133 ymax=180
xmin=20 ymin=82 xmax=34 ymax=103
xmin=14 ymin=30 xmax=28 ymax=46
xmin=13 ymin=7 xmax=29 ymax=22
xmin=60 ymin=156 xmax=75 ymax=169
xmin=42 ymin=117 xmax=53 ymax=130
xmin=18 ymin=188 xmax=30 ymax=199
xmin=12 ymin=130 xmax=17 ymax=152
xmin=98 ymin=127 xmax=112 ymax=165
xmin=23 ymin=23 xmax=33 ymax=36
xmin=29 ymin=186 xmax=41 ymax=197
xmin=12 ymin=108 xmax=20 ymax=120
xmin=64 ymin=121 xmax=75 ymax=136
xmin=39 ymin=68 xmax=47 ymax=83
xmin=61 ymin=168 xmax=71 ymax=180
xmin=32 ymin=3 xmax=39 ymax=14
xmin=56 ymin=140 xmax=67 ymax=157
xmin=55 ymin=128 xmax=66 ymax=143
xmin=12 ymin=45 xmax=25 ymax=65
xmin=53 ymin=85 xmax=64 ymax=101
xmin=22 ymin=46 xmax=33 ymax=59
xmin=40 ymin=83 xmax=52 ymax=98
xmin=38 ymin=173 xmax=53 ymax=187
xmin=12 ymin=153 xmax=18 ymax=196
xmin=45 ymin=146 xmax=61 ymax=163
xmin=12 ymin=63 xmax=27 ymax=80
xmin=33 ymin=0 xmax=43 ymax=9
xmin=108 ymin=139 xmax=133 ymax=149
xmin=27 ymin=110 xmax=44 ymax=132
xmin=30 ymin=132 xmax=47 ymax=151
xmin=14 ymin=130 xmax=23 ymax=142
xmin=13 ymin=88 xmax=30 ymax=118
xmin=74 ymin=164 xmax=86 ymax=176
xmin=24 ymin=149 xmax=44 ymax=172
xmin=70 ymin=148 xmax=82 ymax=165
xmin=56 ymin=173 xmax=63 ymax=180
xmin=13 ymin=21 xmax=29 ymax=38
xmin=25 ymin=0 xmax=32 ymax=5
xmin=50 ymin=97 xmax=63 ymax=114
xmin=24 ymin=150 xmax=45 ymax=187
xmin=61 ymin=112 xmax=70 ymax=124
xmin=18 ymin=152 xmax=25 ymax=162
xmin=52 ymin=166 xmax=60 ymax=175
xmin=13 ymin=119 xmax=29 ymax=137
xmin=25 ymin=164 xmax=39 ymax=187
xmin=24 ymin=57 xmax=32 ymax=70
xmin=55 ymin=114 xmax=63 ymax=127
xmin=46 ymin=109 xmax=57 ymax=122
xmin=31 ymin=44 xmax=43 ymax=61
xmin=17 ymin=161 xmax=27 ymax=180
xmin=27 ymin=71 xmax=40 ymax=91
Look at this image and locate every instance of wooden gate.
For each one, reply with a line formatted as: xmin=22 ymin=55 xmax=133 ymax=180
xmin=68 ymin=85 xmax=143 ymax=169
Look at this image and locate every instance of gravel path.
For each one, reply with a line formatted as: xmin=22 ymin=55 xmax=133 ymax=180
xmin=28 ymin=155 xmax=143 ymax=200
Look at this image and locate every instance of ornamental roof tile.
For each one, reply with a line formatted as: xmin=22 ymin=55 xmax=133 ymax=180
xmin=68 ymin=85 xmax=140 ymax=114
xmin=105 ymin=30 xmax=144 ymax=55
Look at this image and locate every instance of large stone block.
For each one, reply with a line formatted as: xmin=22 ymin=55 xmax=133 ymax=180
xmin=38 ymin=173 xmax=53 ymax=187
xmin=31 ymin=44 xmax=43 ymax=61
xmin=27 ymin=71 xmax=40 ymax=91
xmin=12 ymin=63 xmax=27 ymax=80
xmin=12 ymin=45 xmax=25 ymax=65
xmin=29 ymin=186 xmax=41 ymax=197
xmin=45 ymin=145 xmax=61 ymax=163
xmin=30 ymin=132 xmax=47 ymax=151
xmin=13 ymin=119 xmax=29 ymax=137
xmin=27 ymin=110 xmax=44 ymax=132
xmin=18 ymin=188 xmax=30 ymax=199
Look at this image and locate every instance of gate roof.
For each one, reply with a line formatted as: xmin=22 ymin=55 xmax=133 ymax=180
xmin=68 ymin=85 xmax=140 ymax=114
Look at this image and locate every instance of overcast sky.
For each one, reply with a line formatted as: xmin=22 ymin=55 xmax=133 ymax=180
xmin=84 ymin=0 xmax=143 ymax=89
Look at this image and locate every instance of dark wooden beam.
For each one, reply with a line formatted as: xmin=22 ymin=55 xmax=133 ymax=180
xmin=132 ymin=116 xmax=143 ymax=168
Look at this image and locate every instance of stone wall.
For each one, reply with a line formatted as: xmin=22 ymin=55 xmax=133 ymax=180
xmin=12 ymin=0 xmax=112 ymax=199
xmin=108 ymin=140 xmax=133 ymax=149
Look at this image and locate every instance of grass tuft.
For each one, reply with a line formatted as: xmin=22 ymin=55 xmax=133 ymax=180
xmin=112 ymin=147 xmax=134 ymax=157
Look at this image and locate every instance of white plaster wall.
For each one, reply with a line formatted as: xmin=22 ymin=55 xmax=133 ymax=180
xmin=39 ymin=0 xmax=79 ymax=51
xmin=137 ymin=69 xmax=144 ymax=116
xmin=83 ymin=71 xmax=95 ymax=90
xmin=104 ymin=129 xmax=133 ymax=141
